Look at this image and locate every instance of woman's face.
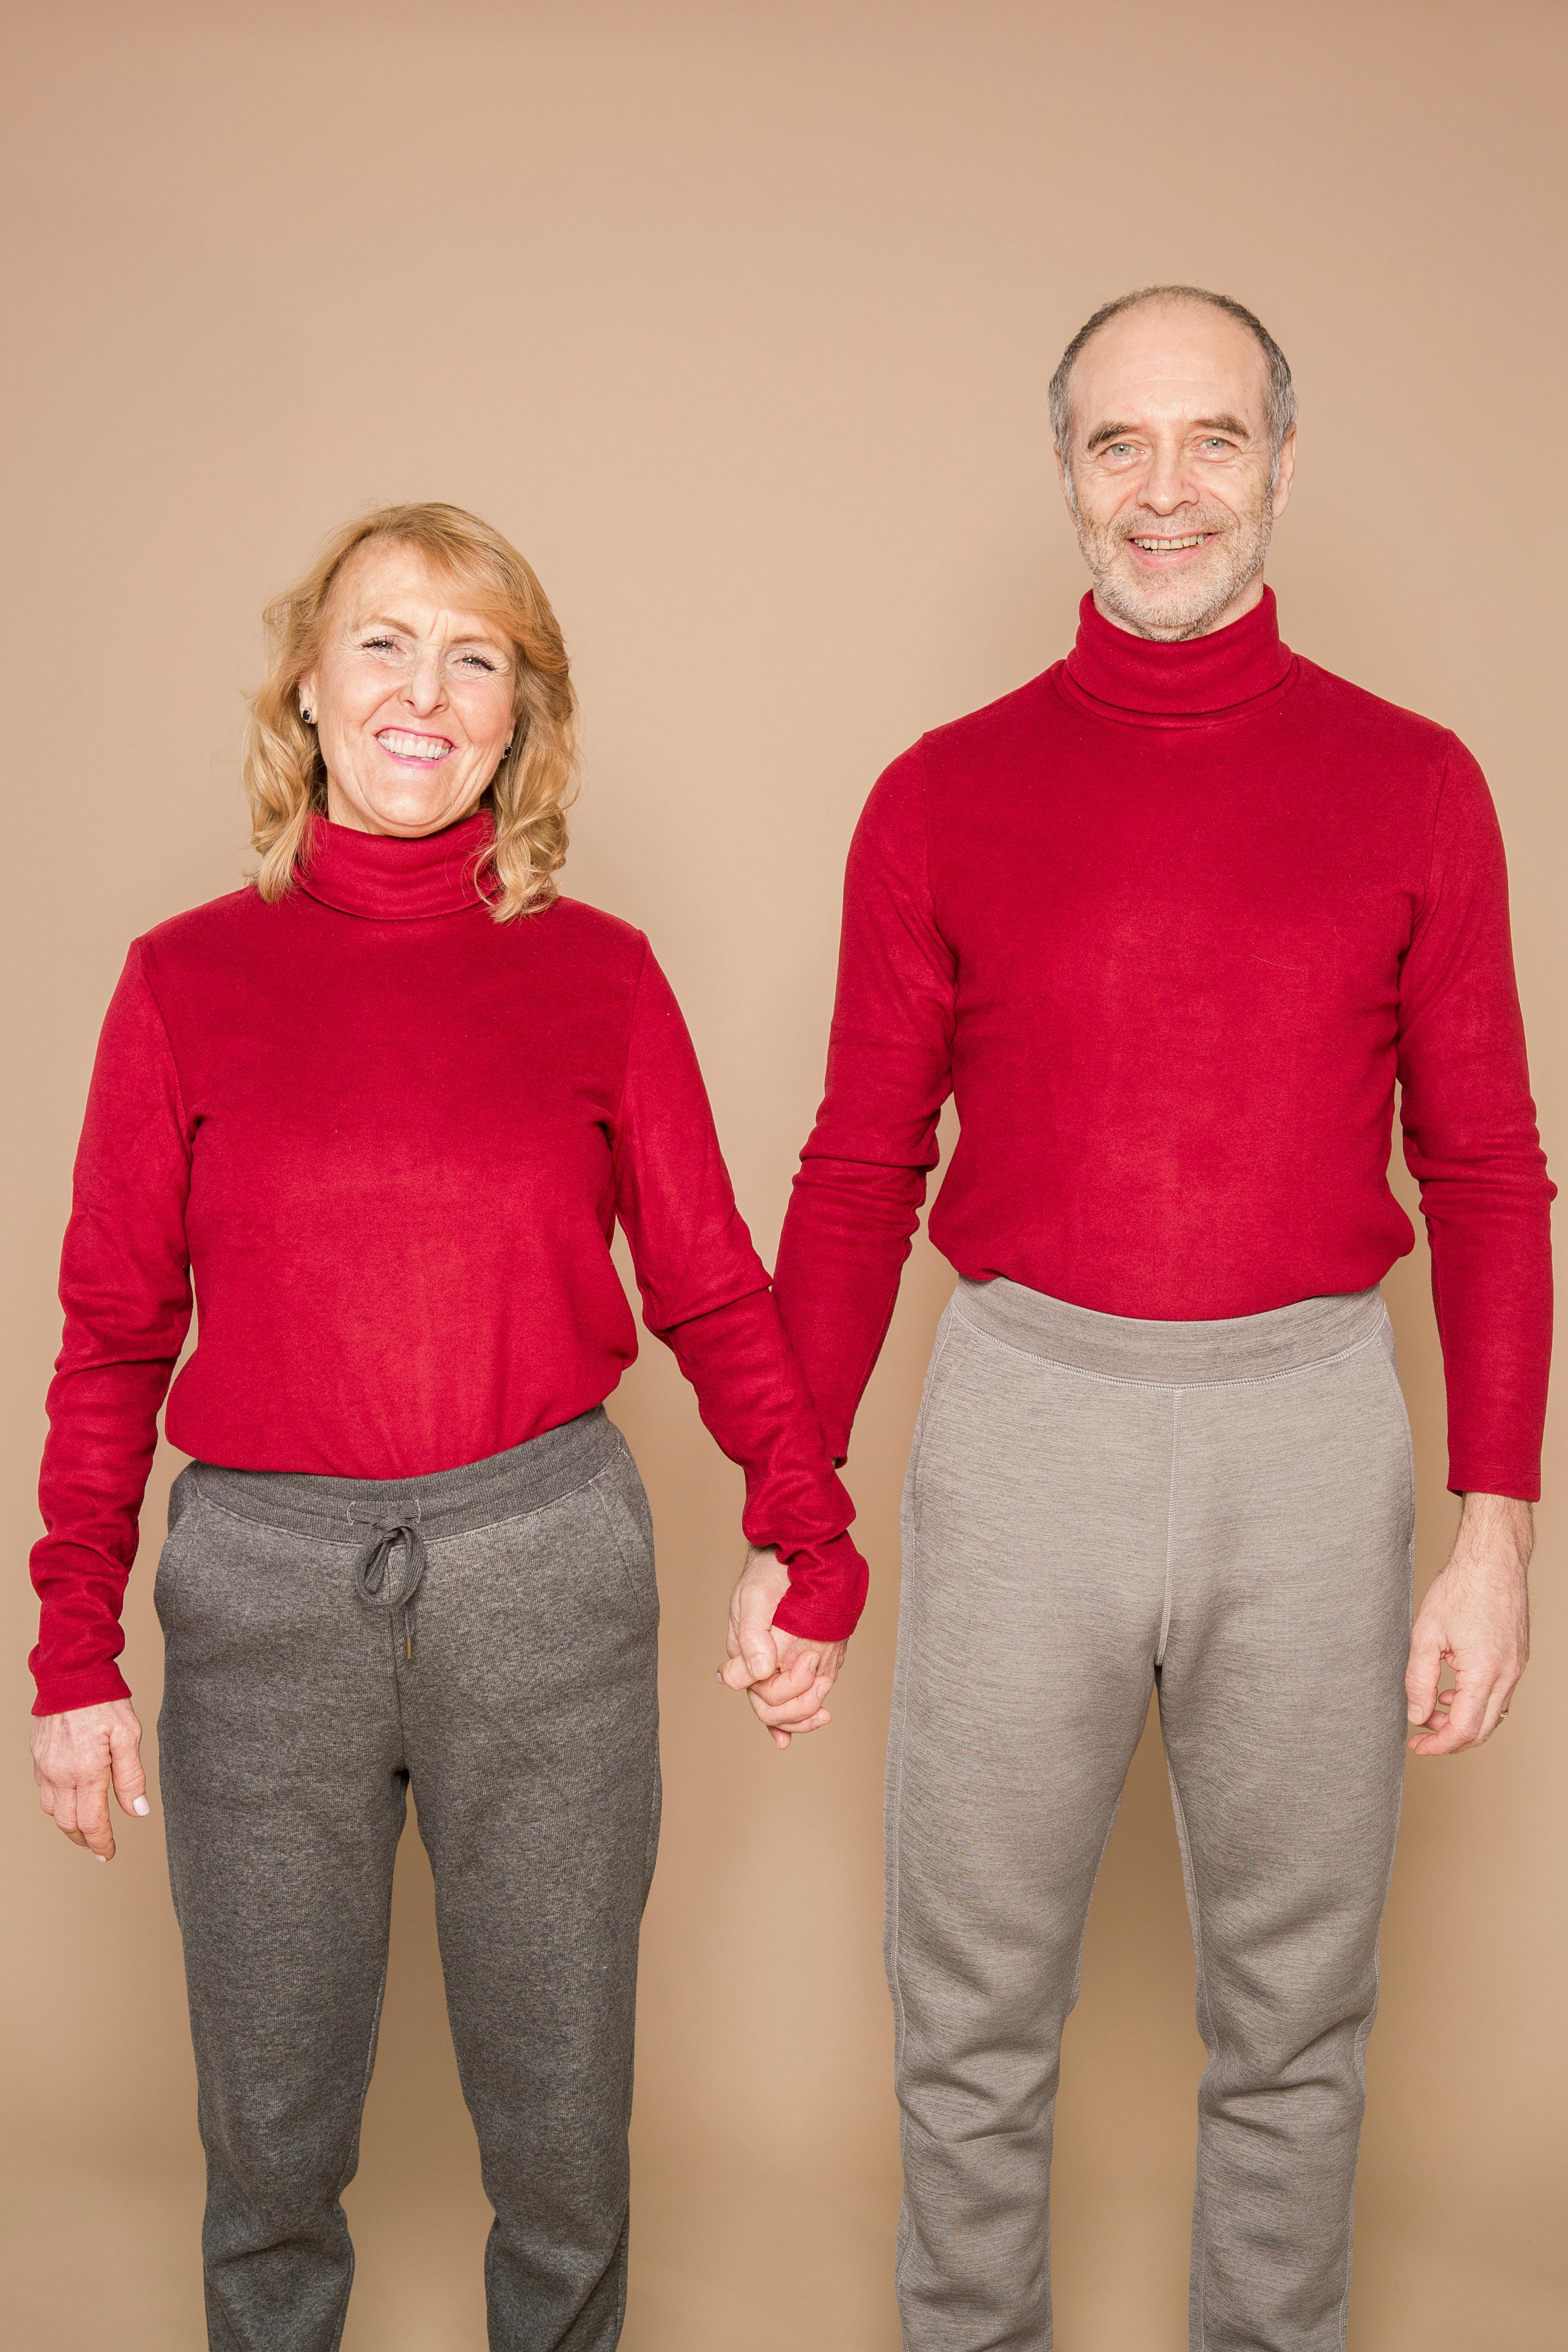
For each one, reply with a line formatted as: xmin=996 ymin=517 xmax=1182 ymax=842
xmin=299 ymin=540 xmax=517 ymax=836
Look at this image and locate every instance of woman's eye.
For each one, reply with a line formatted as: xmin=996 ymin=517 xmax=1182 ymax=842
xmin=361 ymin=637 xmax=399 ymax=654
xmin=457 ymin=654 xmax=498 ymax=673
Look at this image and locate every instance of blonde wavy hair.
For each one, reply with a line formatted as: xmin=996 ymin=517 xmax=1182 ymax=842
xmin=245 ymin=501 xmax=578 ymax=919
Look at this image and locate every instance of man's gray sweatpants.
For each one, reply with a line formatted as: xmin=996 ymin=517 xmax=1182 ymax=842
xmin=154 ymin=1406 xmax=660 ymax=2352
xmin=888 ymin=1281 xmax=1414 ymax=2352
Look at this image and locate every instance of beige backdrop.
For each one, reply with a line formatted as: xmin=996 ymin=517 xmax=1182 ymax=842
xmin=2 ymin=4 xmax=1564 ymax=2346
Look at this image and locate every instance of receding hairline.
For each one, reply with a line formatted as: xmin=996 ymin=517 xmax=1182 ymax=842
xmin=1049 ymin=284 xmax=1297 ymax=459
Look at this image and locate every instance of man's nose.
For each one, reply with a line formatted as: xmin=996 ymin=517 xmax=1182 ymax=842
xmin=1140 ymin=443 xmax=1200 ymax=514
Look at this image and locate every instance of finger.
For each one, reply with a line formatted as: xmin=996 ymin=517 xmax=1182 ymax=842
xmin=74 ymin=1777 xmax=117 ymax=1860
xmin=760 ymin=1670 xmax=833 ymax=1718
xmin=1409 ymin=1675 xmax=1490 ymax=1756
xmin=718 ymin=1655 xmax=757 ymax=1692
xmin=770 ymin=1727 xmax=792 ymax=1750
xmin=109 ymin=1730 xmax=150 ymax=1819
xmin=1473 ymin=1676 xmax=1517 ymax=1746
xmin=1405 ymin=1626 xmax=1445 ymax=1726
xmin=748 ymin=1679 xmax=833 ymax=1730
xmin=735 ymin=1587 xmax=781 ymax=1682
xmin=746 ymin=1653 xmax=820 ymax=1704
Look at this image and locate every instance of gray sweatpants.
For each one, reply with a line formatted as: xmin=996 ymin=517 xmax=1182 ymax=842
xmin=888 ymin=1281 xmax=1414 ymax=2352
xmin=154 ymin=1407 xmax=660 ymax=2352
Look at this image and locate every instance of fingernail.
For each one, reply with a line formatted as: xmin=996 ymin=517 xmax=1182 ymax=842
xmin=133 ymin=1796 xmax=150 ymax=1817
xmin=96 ymin=1854 xmax=107 ymax=1864
xmin=1407 ymin=1708 xmax=1422 ymax=1722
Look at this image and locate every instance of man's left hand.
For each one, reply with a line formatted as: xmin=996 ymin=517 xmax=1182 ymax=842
xmin=1405 ymin=1491 xmax=1532 ymax=1756
xmin=719 ymin=1546 xmax=849 ymax=1749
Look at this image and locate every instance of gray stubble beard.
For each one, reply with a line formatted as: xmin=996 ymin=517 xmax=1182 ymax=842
xmin=1065 ymin=472 xmax=1275 ymax=642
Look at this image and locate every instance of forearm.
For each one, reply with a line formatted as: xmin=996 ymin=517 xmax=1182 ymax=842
xmin=31 ymin=1356 xmax=181 ymax=1713
xmin=1421 ymin=1206 xmax=1553 ymax=1499
xmin=772 ymin=1153 xmax=929 ymax=1462
xmin=662 ymin=1287 xmax=869 ymax=1638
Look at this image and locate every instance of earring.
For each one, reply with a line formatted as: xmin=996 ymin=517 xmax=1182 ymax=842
xmin=502 ymin=739 xmax=514 ymax=755
xmin=301 ymin=706 xmax=315 ymax=726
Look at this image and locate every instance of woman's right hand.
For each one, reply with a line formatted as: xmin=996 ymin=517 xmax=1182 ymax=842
xmin=30 ymin=1699 xmax=149 ymax=1860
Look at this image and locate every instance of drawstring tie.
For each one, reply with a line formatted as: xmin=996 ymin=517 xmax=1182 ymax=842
xmin=354 ymin=1515 xmax=428 ymax=1660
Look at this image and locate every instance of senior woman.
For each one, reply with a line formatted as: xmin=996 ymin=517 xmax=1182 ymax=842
xmin=27 ymin=502 xmax=864 ymax=2352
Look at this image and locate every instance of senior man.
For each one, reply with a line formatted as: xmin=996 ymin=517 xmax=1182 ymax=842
xmin=736 ymin=287 xmax=1553 ymax=2347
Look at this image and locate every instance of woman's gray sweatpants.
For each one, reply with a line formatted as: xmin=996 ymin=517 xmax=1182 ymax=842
xmin=154 ymin=1406 xmax=660 ymax=2352
xmin=888 ymin=1281 xmax=1414 ymax=2352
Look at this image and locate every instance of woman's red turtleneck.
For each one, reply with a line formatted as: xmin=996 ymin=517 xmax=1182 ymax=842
xmin=31 ymin=815 xmax=866 ymax=1715
xmin=773 ymin=590 xmax=1554 ymax=1497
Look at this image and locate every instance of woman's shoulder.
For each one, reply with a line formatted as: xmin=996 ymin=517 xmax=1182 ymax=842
xmin=134 ymin=883 xmax=273 ymax=972
xmin=532 ymin=892 xmax=650 ymax=967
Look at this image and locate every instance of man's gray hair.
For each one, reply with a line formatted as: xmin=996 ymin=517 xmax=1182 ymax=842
xmin=1049 ymin=285 xmax=1298 ymax=462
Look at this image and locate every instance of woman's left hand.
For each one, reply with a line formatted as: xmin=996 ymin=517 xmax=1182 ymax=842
xmin=719 ymin=1547 xmax=848 ymax=1749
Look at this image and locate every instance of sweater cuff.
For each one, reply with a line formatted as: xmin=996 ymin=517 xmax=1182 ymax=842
xmin=771 ymin=1529 xmax=869 ymax=1642
xmin=30 ymin=1659 xmax=133 ymax=1719
xmin=1446 ymin=1459 xmax=1541 ymax=1504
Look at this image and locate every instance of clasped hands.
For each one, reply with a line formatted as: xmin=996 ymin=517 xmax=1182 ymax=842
xmin=719 ymin=1544 xmax=849 ymax=1749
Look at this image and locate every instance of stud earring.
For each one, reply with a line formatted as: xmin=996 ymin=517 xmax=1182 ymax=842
xmin=301 ymin=706 xmax=315 ymax=726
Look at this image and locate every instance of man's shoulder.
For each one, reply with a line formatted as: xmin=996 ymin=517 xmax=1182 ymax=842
xmin=1291 ymin=653 xmax=1459 ymax=771
xmin=869 ymin=670 xmax=1061 ymax=807
xmin=918 ymin=668 xmax=1062 ymax=771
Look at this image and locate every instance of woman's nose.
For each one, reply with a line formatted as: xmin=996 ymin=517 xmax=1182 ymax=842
xmin=405 ymin=655 xmax=446 ymax=713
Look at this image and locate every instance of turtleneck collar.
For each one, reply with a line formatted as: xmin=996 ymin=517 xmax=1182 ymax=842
xmin=294 ymin=809 xmax=495 ymax=920
xmin=1059 ymin=585 xmax=1296 ymax=724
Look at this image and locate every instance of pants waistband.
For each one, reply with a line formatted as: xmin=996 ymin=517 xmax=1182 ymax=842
xmin=951 ymin=1278 xmax=1388 ymax=1387
xmin=188 ymin=1406 xmax=622 ymax=1546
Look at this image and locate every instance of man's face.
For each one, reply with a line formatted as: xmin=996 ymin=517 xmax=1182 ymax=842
xmin=1056 ymin=298 xmax=1295 ymax=641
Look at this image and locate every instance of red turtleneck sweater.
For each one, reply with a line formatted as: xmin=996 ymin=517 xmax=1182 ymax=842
xmin=31 ymin=815 xmax=866 ymax=1716
xmin=773 ymin=591 xmax=1553 ymax=1497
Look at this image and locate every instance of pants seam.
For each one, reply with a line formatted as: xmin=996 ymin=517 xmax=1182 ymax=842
xmin=1166 ymin=1760 xmax=1212 ymax=2352
xmin=888 ymin=1318 xmax=954 ymax=2295
xmin=1156 ymin=1391 xmax=1180 ymax=1667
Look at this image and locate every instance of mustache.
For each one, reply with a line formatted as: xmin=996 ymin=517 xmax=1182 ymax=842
xmin=1115 ymin=509 xmax=1234 ymax=541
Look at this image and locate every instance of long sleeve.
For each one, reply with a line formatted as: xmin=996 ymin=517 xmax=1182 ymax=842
xmin=1397 ymin=740 xmax=1554 ymax=1498
xmin=612 ymin=946 xmax=867 ymax=1639
xmin=773 ymin=746 xmax=957 ymax=1461
xmin=30 ymin=945 xmax=194 ymax=1714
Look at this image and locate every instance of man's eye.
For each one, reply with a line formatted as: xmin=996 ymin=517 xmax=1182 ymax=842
xmin=1200 ymin=439 xmax=1232 ymax=452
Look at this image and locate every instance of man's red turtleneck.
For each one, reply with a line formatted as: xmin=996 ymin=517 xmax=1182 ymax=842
xmin=31 ymin=815 xmax=866 ymax=1716
xmin=773 ymin=590 xmax=1553 ymax=1496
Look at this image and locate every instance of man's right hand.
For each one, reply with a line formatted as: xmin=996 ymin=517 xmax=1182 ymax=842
xmin=30 ymin=1698 xmax=149 ymax=1860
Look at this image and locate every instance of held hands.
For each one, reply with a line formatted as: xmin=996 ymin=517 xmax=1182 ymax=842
xmin=31 ymin=1698 xmax=149 ymax=1859
xmin=719 ymin=1545 xmax=848 ymax=1750
xmin=1405 ymin=1492 xmax=1532 ymax=1756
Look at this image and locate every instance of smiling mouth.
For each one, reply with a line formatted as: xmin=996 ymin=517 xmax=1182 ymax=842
xmin=1129 ymin=533 xmax=1215 ymax=554
xmin=376 ymin=729 xmax=454 ymax=764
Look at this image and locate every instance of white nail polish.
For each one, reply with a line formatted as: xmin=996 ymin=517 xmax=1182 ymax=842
xmin=133 ymin=1796 xmax=150 ymax=1816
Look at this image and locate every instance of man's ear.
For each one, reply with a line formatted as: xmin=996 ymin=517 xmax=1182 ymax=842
xmin=1272 ymin=427 xmax=1298 ymax=519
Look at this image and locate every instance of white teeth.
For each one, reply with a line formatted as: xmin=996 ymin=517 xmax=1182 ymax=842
xmin=377 ymin=730 xmax=450 ymax=761
xmin=1134 ymin=535 xmax=1207 ymax=550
